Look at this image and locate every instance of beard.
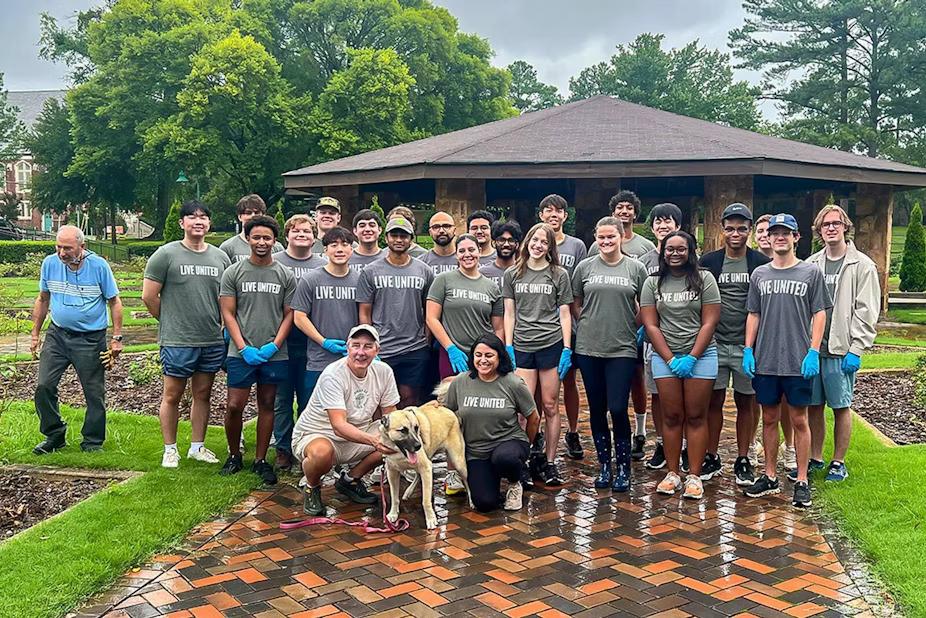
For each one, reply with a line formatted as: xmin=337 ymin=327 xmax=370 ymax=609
xmin=497 ymin=245 xmax=518 ymax=259
xmin=434 ymin=234 xmax=454 ymax=247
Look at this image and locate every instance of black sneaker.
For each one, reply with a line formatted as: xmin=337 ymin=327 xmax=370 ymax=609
xmin=542 ymin=462 xmax=565 ymax=486
xmin=252 ymin=459 xmax=278 ymax=485
xmin=33 ymin=436 xmax=66 ymax=455
xmin=529 ymin=451 xmax=548 ymax=482
xmin=303 ymin=485 xmax=325 ymax=516
xmin=631 ymin=435 xmax=646 ymax=461
xmin=699 ymin=453 xmax=722 ymax=481
xmin=733 ymin=456 xmax=755 ymax=487
xmin=564 ymin=432 xmax=584 ymax=460
xmin=744 ymin=474 xmax=781 ymax=498
xmin=219 ymin=453 xmax=244 ymax=476
xmin=792 ymin=481 xmax=812 ymax=508
xmin=788 ymin=458 xmax=827 ymax=483
xmin=532 ymin=431 xmax=545 ymax=455
xmin=645 ymin=442 xmax=666 ymax=470
xmin=519 ymin=466 xmax=535 ymax=490
xmin=335 ymin=475 xmax=378 ymax=504
xmin=681 ymin=448 xmax=690 ymax=473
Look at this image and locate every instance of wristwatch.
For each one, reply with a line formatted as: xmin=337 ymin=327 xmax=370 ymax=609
xmin=111 ymin=335 xmax=124 ymax=342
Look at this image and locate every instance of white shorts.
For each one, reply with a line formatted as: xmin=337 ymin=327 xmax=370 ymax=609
xmin=293 ymin=423 xmax=379 ymax=467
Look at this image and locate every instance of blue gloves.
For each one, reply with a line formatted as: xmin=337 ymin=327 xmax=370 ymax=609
xmin=322 ymin=338 xmax=348 ymax=356
xmin=257 ymin=342 xmax=279 ymax=361
xmin=222 ymin=328 xmax=230 ymax=346
xmin=742 ymin=347 xmax=756 ymax=379
xmin=446 ymin=344 xmax=469 ymax=374
xmin=669 ymin=354 xmax=697 ymax=378
xmin=240 ymin=346 xmax=265 ymax=366
xmin=506 ymin=344 xmax=517 ymax=368
xmin=801 ymin=348 xmax=821 ymax=379
xmin=636 ymin=326 xmax=645 ymax=349
xmin=557 ymin=348 xmax=573 ymax=380
xmin=842 ymin=352 xmax=861 ymax=374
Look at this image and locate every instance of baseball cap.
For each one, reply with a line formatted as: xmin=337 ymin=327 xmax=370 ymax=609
xmin=385 ymin=216 xmax=415 ymax=235
xmin=348 ymin=324 xmax=380 ymax=343
xmin=317 ymin=196 xmax=340 ymax=211
xmin=767 ymin=213 xmax=799 ymax=232
xmin=722 ymin=203 xmax=753 ymax=221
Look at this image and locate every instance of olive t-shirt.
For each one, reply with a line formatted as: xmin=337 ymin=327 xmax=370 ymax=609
xmin=714 ymin=255 xmax=750 ymax=345
xmin=144 ymin=241 xmax=230 ymax=347
xmin=445 ymin=372 xmax=537 ymax=460
xmin=591 ymin=233 xmax=655 ymax=259
xmin=637 ymin=249 xmax=660 ymax=275
xmin=502 ymin=265 xmax=574 ymax=352
xmin=356 ymin=257 xmax=434 ymax=357
xmin=478 ymin=250 xmax=497 ymax=266
xmin=640 ymin=270 xmax=721 ymax=356
xmin=479 ymin=262 xmax=509 ymax=290
xmin=220 ymin=260 xmax=296 ymax=361
xmin=290 ymin=268 xmax=360 ymax=371
xmin=572 ymin=256 xmax=647 ymax=358
xmin=821 ymin=256 xmax=845 ymax=359
xmin=219 ymin=234 xmax=284 ymax=263
xmin=420 ymin=250 xmax=458 ymax=276
xmin=273 ymin=251 xmax=328 ymax=281
xmin=348 ymin=249 xmax=385 ymax=273
xmin=557 ymin=235 xmax=588 ymax=276
xmin=408 ymin=243 xmax=428 ymax=258
xmin=427 ymin=270 xmax=503 ymax=351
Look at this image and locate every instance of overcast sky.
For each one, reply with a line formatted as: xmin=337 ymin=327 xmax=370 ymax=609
xmin=0 ymin=0 xmax=765 ymax=109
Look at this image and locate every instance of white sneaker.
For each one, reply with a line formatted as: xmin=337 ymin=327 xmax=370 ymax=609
xmin=187 ymin=445 xmax=219 ymax=464
xmin=239 ymin=435 xmax=246 ymax=454
xmin=402 ymin=469 xmax=418 ymax=483
xmin=445 ymin=471 xmax=465 ymax=496
xmin=369 ymin=466 xmax=383 ymax=484
xmin=503 ymin=482 xmax=523 ymax=510
xmin=162 ymin=450 xmax=181 ymax=468
xmin=781 ymin=443 xmax=797 ymax=470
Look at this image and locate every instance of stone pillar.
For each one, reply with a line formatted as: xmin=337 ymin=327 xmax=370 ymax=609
xmin=435 ymin=179 xmax=486 ymax=234
xmin=854 ymin=183 xmax=893 ymax=312
xmin=322 ymin=185 xmax=361 ymax=228
xmin=703 ymin=176 xmax=754 ymax=253
xmin=573 ymin=179 xmax=620 ymax=244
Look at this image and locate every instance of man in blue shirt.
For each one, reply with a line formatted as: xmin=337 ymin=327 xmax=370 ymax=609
xmin=30 ymin=225 xmax=123 ymax=454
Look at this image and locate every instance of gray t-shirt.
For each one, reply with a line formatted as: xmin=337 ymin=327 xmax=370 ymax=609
xmin=557 ymin=235 xmax=588 ymax=276
xmin=641 ymin=270 xmax=721 ymax=356
xmin=356 ymin=257 xmax=434 ymax=357
xmin=479 ymin=249 xmax=497 ymax=266
xmin=219 ymin=234 xmax=284 ymax=263
xmin=290 ymin=268 xmax=361 ymax=371
xmin=572 ymin=256 xmax=648 ymax=358
xmin=502 ymin=264 xmax=574 ymax=352
xmin=637 ymin=248 xmax=661 ymax=275
xmin=747 ymin=261 xmax=832 ymax=376
xmin=479 ymin=262 xmax=510 ymax=290
xmin=220 ymin=260 xmax=296 ymax=361
xmin=348 ymin=248 xmax=385 ymax=273
xmin=427 ymin=270 xmax=503 ymax=351
xmin=590 ymin=233 xmax=655 ymax=259
xmin=445 ymin=372 xmax=537 ymax=460
xmin=821 ymin=256 xmax=845 ymax=359
xmin=273 ymin=251 xmax=328 ymax=281
xmin=144 ymin=241 xmax=230 ymax=347
xmin=714 ymin=255 xmax=750 ymax=345
xmin=420 ymin=250 xmax=459 ymax=276
xmin=408 ymin=243 xmax=428 ymax=258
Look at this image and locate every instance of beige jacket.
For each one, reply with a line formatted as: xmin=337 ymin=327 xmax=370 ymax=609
xmin=807 ymin=241 xmax=880 ymax=356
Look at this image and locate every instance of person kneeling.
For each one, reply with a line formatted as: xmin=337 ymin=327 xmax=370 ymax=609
xmin=292 ymin=325 xmax=400 ymax=516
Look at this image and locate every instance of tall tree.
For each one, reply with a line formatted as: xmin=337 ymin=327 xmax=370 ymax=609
xmin=26 ymin=98 xmax=90 ymax=216
xmin=0 ymin=74 xmax=24 ymax=162
xmin=507 ymin=60 xmax=563 ymax=113
xmin=569 ymin=34 xmax=760 ymax=130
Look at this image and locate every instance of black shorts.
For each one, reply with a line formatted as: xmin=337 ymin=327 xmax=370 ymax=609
xmin=753 ymin=374 xmax=812 ymax=407
xmin=382 ymin=347 xmax=432 ymax=388
xmin=515 ymin=340 xmax=564 ymax=371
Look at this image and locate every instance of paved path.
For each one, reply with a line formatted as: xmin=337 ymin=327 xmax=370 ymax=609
xmin=74 ymin=403 xmax=893 ymax=618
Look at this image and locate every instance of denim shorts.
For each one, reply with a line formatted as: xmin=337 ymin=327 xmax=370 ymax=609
xmin=714 ymin=342 xmax=755 ymax=395
xmin=160 ymin=344 xmax=225 ymax=378
xmin=809 ymin=357 xmax=856 ymax=409
xmin=753 ymin=374 xmax=813 ymax=407
xmin=226 ymin=358 xmax=289 ymax=389
xmin=515 ymin=340 xmax=564 ymax=371
xmin=651 ymin=345 xmax=718 ymax=380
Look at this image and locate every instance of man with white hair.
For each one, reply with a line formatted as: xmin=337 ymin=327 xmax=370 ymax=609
xmin=31 ymin=225 xmax=123 ymax=454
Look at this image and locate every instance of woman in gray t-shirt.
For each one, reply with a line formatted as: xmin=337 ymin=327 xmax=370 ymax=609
xmin=640 ymin=231 xmax=721 ymax=501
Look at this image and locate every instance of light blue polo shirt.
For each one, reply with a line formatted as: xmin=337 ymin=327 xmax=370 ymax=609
xmin=40 ymin=252 xmax=119 ymax=332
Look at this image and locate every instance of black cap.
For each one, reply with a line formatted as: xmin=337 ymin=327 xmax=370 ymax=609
xmin=721 ymin=203 xmax=753 ymax=221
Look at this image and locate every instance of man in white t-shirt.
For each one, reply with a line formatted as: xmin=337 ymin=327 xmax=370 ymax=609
xmin=292 ymin=325 xmax=400 ymax=515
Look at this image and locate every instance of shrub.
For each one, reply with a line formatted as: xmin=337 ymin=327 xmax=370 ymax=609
xmin=900 ymin=203 xmax=926 ymax=292
xmin=127 ymin=352 xmax=162 ymax=386
xmin=0 ymin=241 xmax=56 ymax=263
xmin=163 ymin=201 xmax=183 ymax=243
xmin=123 ymin=241 xmax=164 ymax=258
xmin=0 ymin=253 xmax=46 ymax=278
xmin=913 ymin=354 xmax=926 ymax=409
xmin=274 ymin=202 xmax=286 ymax=231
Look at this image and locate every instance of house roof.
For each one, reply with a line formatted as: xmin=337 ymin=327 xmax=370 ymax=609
xmin=284 ymin=95 xmax=926 ymax=188
xmin=7 ymin=90 xmax=67 ymax=130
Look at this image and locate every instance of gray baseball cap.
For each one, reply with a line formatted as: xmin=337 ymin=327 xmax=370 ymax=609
xmin=385 ymin=216 xmax=415 ymax=235
xmin=348 ymin=324 xmax=380 ymax=343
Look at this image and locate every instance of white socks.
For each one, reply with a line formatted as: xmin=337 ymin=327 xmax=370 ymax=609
xmin=189 ymin=441 xmax=204 ymax=454
xmin=164 ymin=443 xmax=178 ymax=454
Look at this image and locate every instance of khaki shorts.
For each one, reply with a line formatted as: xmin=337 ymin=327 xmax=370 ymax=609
xmin=713 ymin=342 xmax=755 ymax=395
xmin=643 ymin=344 xmax=658 ymax=394
xmin=293 ymin=423 xmax=378 ymax=467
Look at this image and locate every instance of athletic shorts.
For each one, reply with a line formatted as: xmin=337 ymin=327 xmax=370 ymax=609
xmin=160 ymin=344 xmax=225 ymax=378
xmin=382 ymin=346 xmax=431 ymax=388
xmin=515 ymin=340 xmax=564 ymax=371
xmin=714 ymin=342 xmax=755 ymax=395
xmin=643 ymin=344 xmax=658 ymax=394
xmin=292 ymin=423 xmax=378 ymax=467
xmin=753 ymin=374 xmax=812 ymax=407
xmin=226 ymin=358 xmax=288 ymax=389
xmin=651 ymin=345 xmax=718 ymax=381
xmin=810 ymin=357 xmax=856 ymax=409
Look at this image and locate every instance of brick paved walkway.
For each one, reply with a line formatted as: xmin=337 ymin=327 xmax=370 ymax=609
xmin=74 ymin=402 xmax=892 ymax=618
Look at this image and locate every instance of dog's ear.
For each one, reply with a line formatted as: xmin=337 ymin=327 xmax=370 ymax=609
xmin=381 ymin=414 xmax=390 ymax=430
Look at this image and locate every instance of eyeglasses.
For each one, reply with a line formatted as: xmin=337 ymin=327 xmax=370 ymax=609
xmin=664 ymin=247 xmax=688 ymax=255
xmin=429 ymin=224 xmax=454 ymax=231
xmin=495 ymin=238 xmax=519 ymax=245
xmin=723 ymin=226 xmax=750 ymax=234
xmin=820 ymin=221 xmax=844 ymax=229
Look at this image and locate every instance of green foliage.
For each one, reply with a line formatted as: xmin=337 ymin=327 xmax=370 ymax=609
xmin=163 ymin=201 xmax=183 ymax=243
xmin=900 ymin=204 xmax=926 ymax=292
xmin=564 ymin=207 xmax=576 ymax=236
xmin=369 ymin=194 xmax=387 ymax=246
xmin=123 ymin=241 xmax=164 ymax=258
xmin=0 ymin=241 xmax=56 ymax=263
xmin=127 ymin=352 xmax=161 ymax=386
xmin=27 ymin=98 xmax=89 ymax=215
xmin=274 ymin=202 xmax=286 ymax=231
xmin=0 ymin=74 xmax=25 ymax=161
xmin=507 ymin=60 xmax=563 ymax=113
xmin=0 ymin=253 xmax=47 ymax=278
xmin=0 ymin=192 xmax=22 ymax=221
xmin=913 ymin=354 xmax=926 ymax=409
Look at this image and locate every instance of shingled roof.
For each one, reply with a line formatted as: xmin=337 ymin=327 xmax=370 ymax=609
xmin=7 ymin=90 xmax=67 ymax=130
xmin=284 ymin=95 xmax=926 ymax=188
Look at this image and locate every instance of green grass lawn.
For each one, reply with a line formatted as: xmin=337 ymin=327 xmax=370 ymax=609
xmin=875 ymin=335 xmax=926 ymax=348
xmin=0 ymin=403 xmax=261 ymax=618
xmin=886 ymin=308 xmax=926 ymax=325
xmin=862 ymin=351 xmax=923 ymax=370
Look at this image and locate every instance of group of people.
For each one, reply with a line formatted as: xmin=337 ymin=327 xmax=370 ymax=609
xmin=29 ymin=188 xmax=880 ymax=515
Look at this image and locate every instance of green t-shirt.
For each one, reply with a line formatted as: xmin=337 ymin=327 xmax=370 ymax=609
xmin=572 ymin=255 xmax=647 ymax=358
xmin=445 ymin=372 xmax=537 ymax=460
xmin=640 ymin=270 xmax=721 ymax=356
xmin=427 ymin=270 xmax=503 ymax=352
xmin=219 ymin=260 xmax=296 ymax=361
xmin=502 ymin=264 xmax=574 ymax=352
xmin=821 ymin=256 xmax=845 ymax=358
xmin=714 ymin=255 xmax=750 ymax=345
xmin=219 ymin=234 xmax=284 ymax=263
xmin=144 ymin=241 xmax=231 ymax=347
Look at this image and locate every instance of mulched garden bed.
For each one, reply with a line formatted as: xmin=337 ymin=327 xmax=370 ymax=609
xmin=853 ymin=371 xmax=926 ymax=444
xmin=0 ymin=470 xmax=110 ymax=539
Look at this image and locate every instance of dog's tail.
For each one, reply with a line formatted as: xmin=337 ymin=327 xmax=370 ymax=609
xmin=432 ymin=378 xmax=453 ymax=406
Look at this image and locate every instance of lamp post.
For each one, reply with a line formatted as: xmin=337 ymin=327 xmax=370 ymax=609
xmin=175 ymin=170 xmax=200 ymax=200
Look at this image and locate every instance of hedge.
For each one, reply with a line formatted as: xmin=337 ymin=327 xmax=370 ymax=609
xmin=0 ymin=241 xmax=57 ymax=262
xmin=0 ymin=233 xmax=235 ymax=263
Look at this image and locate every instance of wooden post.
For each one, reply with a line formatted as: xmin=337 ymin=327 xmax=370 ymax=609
xmin=703 ymin=176 xmax=754 ymax=253
xmin=436 ymin=179 xmax=486 ymax=234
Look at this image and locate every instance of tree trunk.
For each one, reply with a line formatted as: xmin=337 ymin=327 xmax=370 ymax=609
xmin=151 ymin=177 xmax=170 ymax=239
xmin=110 ymin=202 xmax=118 ymax=245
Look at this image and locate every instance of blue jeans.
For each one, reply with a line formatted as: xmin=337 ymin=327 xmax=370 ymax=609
xmin=272 ymin=353 xmax=311 ymax=456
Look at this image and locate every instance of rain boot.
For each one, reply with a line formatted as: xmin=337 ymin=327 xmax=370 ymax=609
xmin=593 ymin=431 xmax=613 ymax=489
xmin=612 ymin=435 xmax=632 ymax=493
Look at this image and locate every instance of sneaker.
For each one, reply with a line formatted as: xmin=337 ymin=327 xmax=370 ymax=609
xmin=656 ymin=471 xmax=682 ymax=495
xmin=786 ymin=463 xmax=821 ymax=483
xmin=683 ymin=474 xmax=704 ymax=500
xmin=564 ymin=432 xmax=584 ymax=460
xmin=529 ymin=452 xmax=548 ymax=482
xmin=402 ymin=470 xmax=418 ymax=483
xmin=239 ymin=435 xmax=246 ymax=454
xmin=369 ymin=465 xmax=383 ymax=484
xmin=503 ymin=482 xmax=523 ymax=510
xmin=445 ymin=470 xmax=466 ymax=495
xmin=745 ymin=474 xmax=781 ymax=498
xmin=825 ymin=461 xmax=848 ymax=482
xmin=335 ymin=475 xmax=378 ymax=504
xmin=252 ymin=459 xmax=278 ymax=485
xmin=681 ymin=448 xmax=690 ymax=473
xmin=188 ymin=445 xmax=219 ymax=464
xmin=781 ymin=443 xmax=797 ymax=470
xmin=792 ymin=480 xmax=812 ymax=508
xmin=645 ymin=442 xmax=666 ymax=470
xmin=161 ymin=449 xmax=181 ymax=469
xmin=631 ymin=434 xmax=646 ymax=461
xmin=532 ymin=431 xmax=545 ymax=454
xmin=809 ymin=458 xmax=826 ymax=473
xmin=275 ymin=451 xmax=294 ymax=472
xmin=749 ymin=440 xmax=762 ymax=466
xmin=519 ymin=466 xmax=535 ymax=490
xmin=33 ymin=436 xmax=66 ymax=455
xmin=303 ymin=485 xmax=325 ymax=516
xmin=219 ymin=453 xmax=243 ymax=476
xmin=699 ymin=453 xmax=722 ymax=481
xmin=733 ymin=456 xmax=755 ymax=487
xmin=594 ymin=462 xmax=613 ymax=489
xmin=542 ymin=462 xmax=565 ymax=486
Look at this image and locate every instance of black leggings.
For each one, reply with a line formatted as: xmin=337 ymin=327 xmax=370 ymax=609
xmin=466 ymin=440 xmax=530 ymax=512
xmin=576 ymin=355 xmax=636 ymax=463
